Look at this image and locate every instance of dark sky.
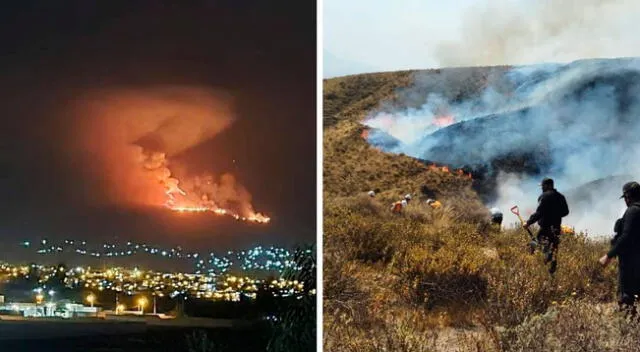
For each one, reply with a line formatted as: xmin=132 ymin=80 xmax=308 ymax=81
xmin=0 ymin=0 xmax=317 ymax=252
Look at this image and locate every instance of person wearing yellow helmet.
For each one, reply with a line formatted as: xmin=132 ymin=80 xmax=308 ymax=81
xmin=426 ymin=198 xmax=442 ymax=209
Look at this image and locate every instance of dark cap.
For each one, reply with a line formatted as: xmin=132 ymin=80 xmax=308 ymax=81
xmin=620 ymin=181 xmax=640 ymax=198
xmin=540 ymin=178 xmax=554 ymax=187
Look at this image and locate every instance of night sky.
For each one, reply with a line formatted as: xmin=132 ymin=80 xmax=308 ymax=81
xmin=0 ymin=1 xmax=316 ymax=253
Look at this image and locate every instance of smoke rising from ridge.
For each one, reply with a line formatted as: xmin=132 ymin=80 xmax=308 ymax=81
xmin=364 ymin=58 xmax=640 ymax=236
xmin=435 ymin=0 xmax=640 ymax=68
xmin=66 ymin=85 xmax=267 ymax=220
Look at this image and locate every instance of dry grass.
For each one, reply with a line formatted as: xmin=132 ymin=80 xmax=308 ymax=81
xmin=324 ymin=194 xmax=624 ymax=351
xmin=323 ymin=70 xmax=629 ymax=351
xmin=468 ymin=300 xmax=640 ymax=352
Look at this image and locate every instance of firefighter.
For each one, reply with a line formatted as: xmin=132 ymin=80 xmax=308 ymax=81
xmin=600 ymin=181 xmax=640 ymax=314
xmin=523 ymin=178 xmax=570 ymax=275
xmin=391 ymin=194 xmax=411 ymax=214
xmin=368 ymin=190 xmax=376 ymax=197
xmin=426 ymin=198 xmax=442 ymax=209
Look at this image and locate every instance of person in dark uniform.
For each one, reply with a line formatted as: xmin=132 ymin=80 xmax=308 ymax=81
xmin=523 ymin=178 xmax=570 ymax=274
xmin=600 ymin=181 xmax=640 ymax=314
xmin=489 ymin=207 xmax=503 ymax=227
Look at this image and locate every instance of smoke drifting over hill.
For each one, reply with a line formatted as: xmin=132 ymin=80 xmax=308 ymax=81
xmin=364 ymin=58 xmax=640 ymax=235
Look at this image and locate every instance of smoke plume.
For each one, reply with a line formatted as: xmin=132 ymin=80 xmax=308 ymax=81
xmin=435 ymin=0 xmax=640 ymax=68
xmin=67 ymin=85 xmax=266 ymax=220
xmin=364 ymin=58 xmax=640 ymax=236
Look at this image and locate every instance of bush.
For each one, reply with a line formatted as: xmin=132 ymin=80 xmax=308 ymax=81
xmin=324 ymin=193 xmax=621 ymax=351
xmin=467 ymin=300 xmax=640 ymax=352
xmin=267 ymin=245 xmax=316 ymax=352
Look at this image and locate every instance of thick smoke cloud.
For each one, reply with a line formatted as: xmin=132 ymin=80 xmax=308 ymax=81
xmin=364 ymin=58 xmax=640 ymax=236
xmin=66 ymin=85 xmax=261 ymax=217
xmin=435 ymin=0 xmax=640 ymax=68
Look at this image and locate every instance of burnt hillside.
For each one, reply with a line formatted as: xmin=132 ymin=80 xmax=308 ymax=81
xmin=359 ymin=58 xmax=640 ymax=204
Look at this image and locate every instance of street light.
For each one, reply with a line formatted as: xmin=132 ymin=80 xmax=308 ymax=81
xmin=35 ymin=293 xmax=44 ymax=304
xmin=138 ymin=297 xmax=147 ymax=314
xmin=152 ymin=293 xmax=159 ymax=315
xmin=86 ymin=293 xmax=95 ymax=308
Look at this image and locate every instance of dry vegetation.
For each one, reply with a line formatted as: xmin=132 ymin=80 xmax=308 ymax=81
xmin=323 ymin=70 xmax=636 ymax=351
xmin=323 ymin=70 xmax=491 ymax=219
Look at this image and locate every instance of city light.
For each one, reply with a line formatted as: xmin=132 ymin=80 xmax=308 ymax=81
xmin=23 ymin=239 xmax=297 ymax=275
xmin=86 ymin=293 xmax=96 ymax=307
xmin=138 ymin=297 xmax=148 ymax=314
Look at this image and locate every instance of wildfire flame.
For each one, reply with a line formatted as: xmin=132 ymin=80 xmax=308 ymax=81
xmin=67 ymin=86 xmax=272 ymax=224
xmin=361 ymin=129 xmax=370 ymax=140
xmin=172 ymin=204 xmax=271 ymax=223
xmin=141 ymin=151 xmax=270 ymax=224
xmin=166 ymin=184 xmax=271 ymax=223
xmin=433 ymin=115 xmax=455 ymax=127
xmin=426 ymin=164 xmax=473 ymax=180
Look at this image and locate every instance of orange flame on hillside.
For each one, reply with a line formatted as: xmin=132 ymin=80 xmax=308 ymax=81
xmin=426 ymin=163 xmax=473 ymax=180
xmin=361 ymin=129 xmax=370 ymax=139
xmin=166 ymin=184 xmax=270 ymax=223
xmin=143 ymin=151 xmax=270 ymax=224
xmin=171 ymin=201 xmax=271 ymax=223
xmin=433 ymin=115 xmax=455 ymax=127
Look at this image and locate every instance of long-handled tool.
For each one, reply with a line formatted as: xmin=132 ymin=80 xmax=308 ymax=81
xmin=511 ymin=205 xmax=537 ymax=254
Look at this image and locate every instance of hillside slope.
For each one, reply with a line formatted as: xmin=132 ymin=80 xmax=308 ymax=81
xmin=322 ymin=65 xmax=635 ymax=352
xmin=322 ymin=69 xmax=497 ymax=218
xmin=327 ymin=58 xmax=640 ymax=236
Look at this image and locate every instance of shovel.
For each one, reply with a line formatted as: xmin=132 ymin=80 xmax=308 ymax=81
xmin=511 ymin=205 xmax=537 ymax=253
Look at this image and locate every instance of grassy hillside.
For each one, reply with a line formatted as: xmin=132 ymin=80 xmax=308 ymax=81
xmin=323 ymin=69 xmax=499 ymax=219
xmin=323 ymin=68 xmax=637 ymax=352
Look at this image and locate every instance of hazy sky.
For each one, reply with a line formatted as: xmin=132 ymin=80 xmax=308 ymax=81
xmin=324 ymin=0 xmax=640 ymax=78
xmin=324 ymin=0 xmax=476 ymax=77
